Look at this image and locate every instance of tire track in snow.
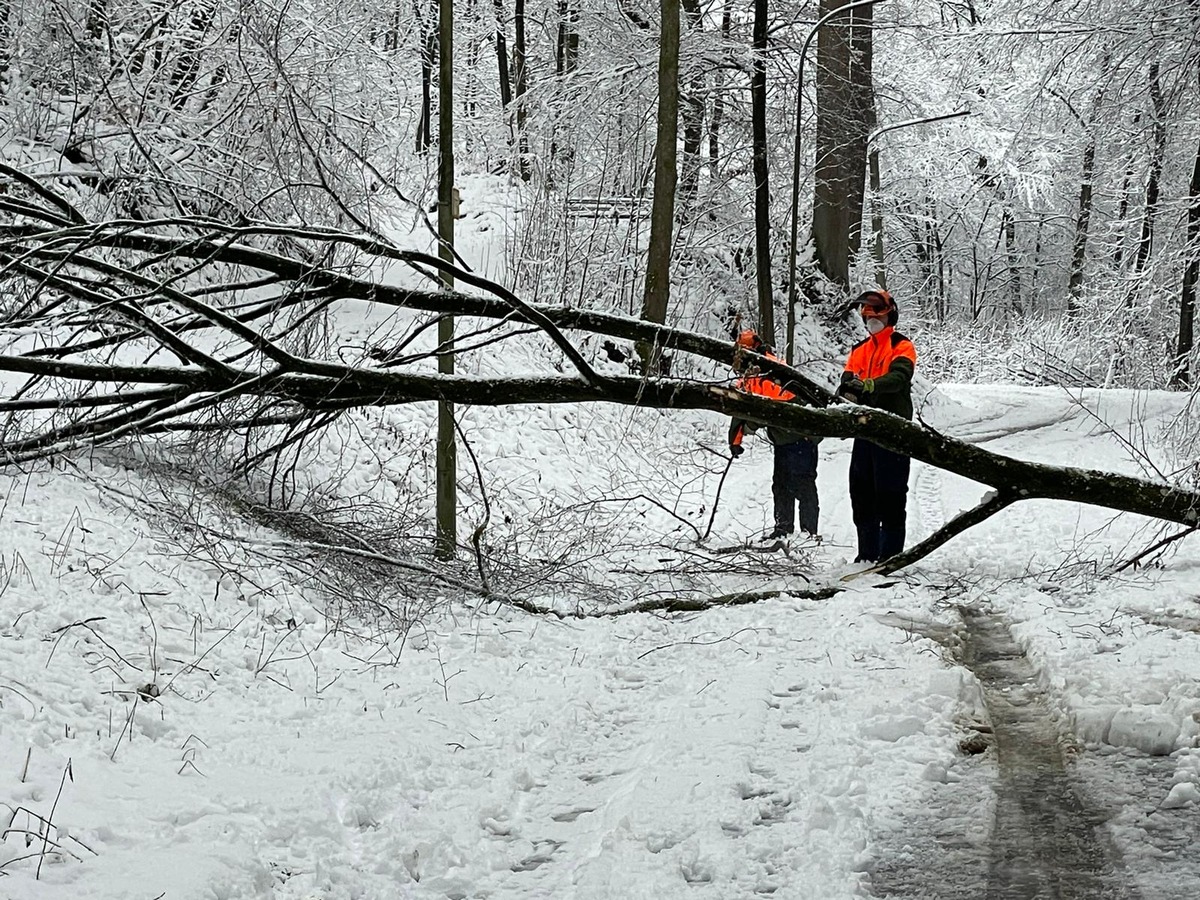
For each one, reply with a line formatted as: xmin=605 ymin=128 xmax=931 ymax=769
xmin=868 ymin=607 xmax=1144 ymax=900
xmin=960 ymin=608 xmax=1141 ymax=900
xmin=910 ymin=460 xmax=945 ymax=547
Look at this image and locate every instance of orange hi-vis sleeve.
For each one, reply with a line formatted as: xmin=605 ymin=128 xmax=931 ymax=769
xmin=738 ymin=375 xmax=796 ymax=401
xmin=730 ymin=351 xmax=796 ymax=448
xmin=737 ymin=351 xmax=796 ymax=401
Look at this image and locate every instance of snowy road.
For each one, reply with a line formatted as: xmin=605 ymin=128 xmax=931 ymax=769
xmin=3 ymin=386 xmax=1200 ymax=899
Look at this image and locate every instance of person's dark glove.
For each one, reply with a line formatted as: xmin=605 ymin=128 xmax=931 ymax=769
xmin=730 ymin=444 xmax=744 ymax=458
xmin=836 ymin=376 xmax=864 ymax=402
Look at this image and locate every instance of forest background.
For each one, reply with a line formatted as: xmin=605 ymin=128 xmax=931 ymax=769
xmin=1 ymin=0 xmax=1200 ymax=629
xmin=5 ymin=0 xmax=1199 ymax=382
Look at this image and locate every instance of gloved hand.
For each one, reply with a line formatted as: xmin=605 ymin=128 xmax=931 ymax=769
xmin=836 ymin=376 xmax=864 ymax=401
xmin=730 ymin=444 xmax=744 ymax=459
xmin=861 ymin=377 xmax=875 ymax=393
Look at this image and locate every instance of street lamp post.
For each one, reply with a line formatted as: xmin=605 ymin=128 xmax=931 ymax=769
xmin=865 ymin=110 xmax=971 ymax=288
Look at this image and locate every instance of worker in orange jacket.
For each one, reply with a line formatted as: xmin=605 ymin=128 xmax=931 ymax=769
xmin=728 ymin=330 xmax=820 ymax=539
xmin=835 ymin=290 xmax=917 ymax=562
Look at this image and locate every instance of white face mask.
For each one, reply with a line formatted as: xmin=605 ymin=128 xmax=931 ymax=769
xmin=865 ymin=317 xmax=886 ymax=335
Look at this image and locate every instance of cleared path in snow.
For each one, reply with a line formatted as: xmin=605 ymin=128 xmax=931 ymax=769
xmin=869 ymin=607 xmax=1142 ymax=899
xmin=961 ymin=607 xmax=1139 ymax=899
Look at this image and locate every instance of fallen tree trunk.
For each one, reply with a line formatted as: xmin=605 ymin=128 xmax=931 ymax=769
xmin=4 ymin=356 xmax=1197 ymax=528
xmin=2 ymin=195 xmax=1198 ymax=564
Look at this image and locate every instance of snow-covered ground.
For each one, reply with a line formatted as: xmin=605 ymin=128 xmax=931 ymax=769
xmin=3 ymin=377 xmax=1200 ymax=900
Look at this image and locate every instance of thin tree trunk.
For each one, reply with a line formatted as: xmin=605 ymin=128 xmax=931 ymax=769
xmin=1134 ymin=64 xmax=1166 ymax=277
xmin=865 ymin=110 xmax=969 ymax=299
xmin=550 ymin=0 xmax=580 ymax=174
xmin=493 ymin=0 xmax=512 ymax=109
xmin=1062 ymin=61 xmax=1108 ymax=313
xmin=465 ymin=0 xmax=479 ymax=119
xmin=0 ymin=0 xmax=11 ymax=85
xmin=1003 ymin=207 xmax=1022 ymax=319
xmin=169 ymin=1 xmax=216 ymax=110
xmin=513 ymin=0 xmax=530 ymax=180
xmin=707 ymin=0 xmax=732 ymax=174
xmin=678 ymin=0 xmax=704 ymax=218
xmin=86 ymin=0 xmax=108 ymax=40
xmin=869 ymin=148 xmax=886 ymax=289
xmin=1113 ymin=119 xmax=1139 ymax=271
xmin=417 ymin=1 xmax=436 ymax=154
xmin=1067 ymin=138 xmax=1095 ymax=311
xmin=638 ymin=0 xmax=680 ymax=370
xmin=846 ymin=3 xmax=874 ymax=260
xmin=750 ymin=0 xmax=774 ymax=341
xmin=386 ymin=1 xmax=403 ymax=51
xmin=930 ymin=196 xmax=947 ymax=321
xmin=436 ymin=0 xmax=457 ymax=560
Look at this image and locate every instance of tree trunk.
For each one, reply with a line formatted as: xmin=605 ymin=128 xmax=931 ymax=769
xmin=86 ymin=0 xmax=108 ymax=40
xmin=129 ymin=1 xmax=169 ymax=77
xmin=513 ymin=0 xmax=531 ymax=180
xmin=385 ymin=1 xmax=403 ymax=51
xmin=847 ymin=3 xmax=874 ymax=259
xmin=869 ymin=148 xmax=886 ymax=289
xmin=417 ymin=1 xmax=436 ymax=155
xmin=464 ymin=0 xmax=479 ymax=120
xmin=1175 ymin=139 xmax=1200 ymax=387
xmin=1002 ymin=207 xmax=1023 ymax=319
xmin=750 ymin=0 xmax=775 ymax=341
xmin=1067 ymin=138 xmax=1095 ymax=311
xmin=436 ymin=0 xmax=457 ymax=560
xmin=556 ymin=0 xmax=579 ymax=75
xmin=169 ymin=1 xmax=216 ymax=111
xmin=677 ymin=0 xmax=704 ymax=218
xmin=812 ymin=0 xmax=873 ymax=290
xmin=638 ymin=0 xmax=680 ymax=368
xmin=0 ymin=0 xmax=10 ymax=86
xmin=1134 ymin=63 xmax=1166 ymax=277
xmin=493 ymin=0 xmax=512 ymax=109
xmin=550 ymin=0 xmax=580 ymax=174
xmin=707 ymin=0 xmax=732 ymax=175
xmin=1113 ymin=120 xmax=1139 ymax=271
xmin=12 ymin=197 xmax=1200 ymax=538
xmin=1061 ymin=62 xmax=1108 ymax=313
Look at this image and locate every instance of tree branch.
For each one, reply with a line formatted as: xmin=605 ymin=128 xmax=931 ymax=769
xmin=860 ymin=489 xmax=1019 ymax=577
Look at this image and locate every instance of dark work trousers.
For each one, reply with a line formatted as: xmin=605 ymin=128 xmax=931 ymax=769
xmin=773 ymin=440 xmax=819 ymax=535
xmin=848 ymin=439 xmax=911 ymax=561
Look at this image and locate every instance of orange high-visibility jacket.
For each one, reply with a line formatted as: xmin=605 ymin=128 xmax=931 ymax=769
xmin=841 ymin=326 xmax=917 ymax=420
xmin=728 ymin=352 xmax=805 ymax=449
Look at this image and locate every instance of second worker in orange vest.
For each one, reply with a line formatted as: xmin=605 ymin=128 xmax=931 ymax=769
xmin=728 ymin=330 xmax=820 ymax=539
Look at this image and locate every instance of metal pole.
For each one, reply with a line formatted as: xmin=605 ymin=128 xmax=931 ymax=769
xmin=865 ymin=110 xmax=971 ymax=289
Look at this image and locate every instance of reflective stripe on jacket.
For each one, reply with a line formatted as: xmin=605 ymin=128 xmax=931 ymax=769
xmin=842 ymin=327 xmax=917 ymax=420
